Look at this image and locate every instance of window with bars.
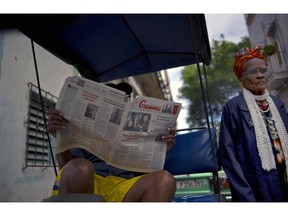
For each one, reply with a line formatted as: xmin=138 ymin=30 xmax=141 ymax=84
xmin=25 ymin=82 xmax=58 ymax=168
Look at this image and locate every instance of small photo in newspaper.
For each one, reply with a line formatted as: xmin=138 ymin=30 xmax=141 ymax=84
xmin=123 ymin=111 xmax=151 ymax=132
xmin=76 ymin=79 xmax=85 ymax=87
xmin=162 ymin=103 xmax=173 ymax=114
xmin=109 ymin=107 xmax=124 ymax=125
xmin=84 ymin=103 xmax=98 ymax=120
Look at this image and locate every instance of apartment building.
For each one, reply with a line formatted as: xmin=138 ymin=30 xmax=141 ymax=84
xmin=245 ymin=14 xmax=288 ymax=111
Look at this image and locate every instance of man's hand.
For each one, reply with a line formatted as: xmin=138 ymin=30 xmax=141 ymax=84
xmin=161 ymin=128 xmax=176 ymax=152
xmin=48 ymin=108 xmax=72 ymax=168
xmin=47 ymin=108 xmax=68 ymax=137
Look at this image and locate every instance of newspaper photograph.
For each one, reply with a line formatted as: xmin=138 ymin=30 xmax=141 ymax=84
xmin=55 ymin=76 xmax=182 ymax=173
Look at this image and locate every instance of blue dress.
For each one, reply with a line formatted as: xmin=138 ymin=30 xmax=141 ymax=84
xmin=219 ymin=93 xmax=288 ymax=201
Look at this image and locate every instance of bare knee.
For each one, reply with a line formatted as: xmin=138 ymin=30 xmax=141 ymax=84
xmin=124 ymin=170 xmax=176 ymax=202
xmin=153 ymin=170 xmax=176 ymax=192
xmin=60 ymin=158 xmax=94 ymax=194
xmin=64 ymin=158 xmax=94 ymax=176
xmin=147 ymin=170 xmax=176 ymax=201
xmin=142 ymin=170 xmax=176 ymax=200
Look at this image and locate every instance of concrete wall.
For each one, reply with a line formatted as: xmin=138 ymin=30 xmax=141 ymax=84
xmin=0 ymin=29 xmax=78 ymax=201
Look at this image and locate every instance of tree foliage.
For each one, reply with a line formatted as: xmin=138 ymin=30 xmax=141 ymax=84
xmin=179 ymin=36 xmax=250 ymax=127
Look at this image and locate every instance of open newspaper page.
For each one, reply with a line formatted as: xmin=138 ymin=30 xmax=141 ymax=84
xmin=55 ymin=76 xmax=127 ymax=163
xmin=55 ymin=76 xmax=182 ymax=173
xmin=107 ymin=96 xmax=181 ymax=173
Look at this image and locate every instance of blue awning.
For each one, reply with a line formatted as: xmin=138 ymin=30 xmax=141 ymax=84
xmin=2 ymin=14 xmax=211 ymax=82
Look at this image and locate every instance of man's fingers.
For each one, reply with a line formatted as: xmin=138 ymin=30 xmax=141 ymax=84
xmin=167 ymin=127 xmax=176 ymax=135
xmin=47 ymin=109 xmax=68 ymax=137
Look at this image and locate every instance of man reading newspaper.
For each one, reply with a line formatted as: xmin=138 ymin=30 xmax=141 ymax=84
xmin=48 ymin=77 xmax=179 ymax=202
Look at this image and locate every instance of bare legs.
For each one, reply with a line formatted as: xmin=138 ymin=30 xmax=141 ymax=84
xmin=59 ymin=158 xmax=176 ymax=202
xmin=123 ymin=170 xmax=176 ymax=202
xmin=59 ymin=158 xmax=94 ymax=194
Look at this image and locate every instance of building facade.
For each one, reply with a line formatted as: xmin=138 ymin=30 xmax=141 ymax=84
xmin=244 ymin=14 xmax=288 ymax=111
xmin=0 ymin=29 xmax=172 ymax=201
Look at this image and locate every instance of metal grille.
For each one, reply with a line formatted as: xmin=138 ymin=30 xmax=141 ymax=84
xmin=25 ymin=82 xmax=58 ymax=168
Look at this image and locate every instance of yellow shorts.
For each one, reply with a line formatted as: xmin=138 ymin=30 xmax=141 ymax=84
xmin=51 ymin=168 xmax=142 ymax=202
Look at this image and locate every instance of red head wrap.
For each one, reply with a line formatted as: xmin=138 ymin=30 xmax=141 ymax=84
xmin=233 ymin=45 xmax=267 ymax=80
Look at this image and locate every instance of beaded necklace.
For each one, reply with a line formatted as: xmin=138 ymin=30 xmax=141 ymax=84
xmin=243 ymin=88 xmax=288 ymax=176
xmin=257 ymin=100 xmax=285 ymax=164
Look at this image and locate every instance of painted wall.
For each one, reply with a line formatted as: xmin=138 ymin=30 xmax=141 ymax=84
xmin=0 ymin=29 xmax=78 ymax=201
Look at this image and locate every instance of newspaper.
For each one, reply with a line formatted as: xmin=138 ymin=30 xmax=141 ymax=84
xmin=55 ymin=76 xmax=182 ymax=173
